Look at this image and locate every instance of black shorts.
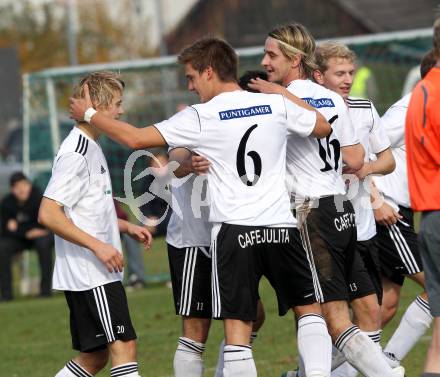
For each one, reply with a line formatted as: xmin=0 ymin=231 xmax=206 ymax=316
xmin=167 ymin=244 xmax=212 ymax=318
xmin=376 ymin=206 xmax=422 ymax=286
xmin=64 ymin=281 xmax=137 ymax=353
xmin=211 ymin=224 xmax=317 ymax=321
xmin=347 ymin=238 xmax=383 ymax=305
xmin=296 ymin=195 xmax=357 ymax=303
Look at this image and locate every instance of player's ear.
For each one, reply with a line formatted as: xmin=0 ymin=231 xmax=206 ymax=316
xmin=313 ymin=69 xmax=324 ymax=84
xmin=205 ymin=66 xmax=214 ymax=80
xmin=291 ymin=54 xmax=302 ymax=69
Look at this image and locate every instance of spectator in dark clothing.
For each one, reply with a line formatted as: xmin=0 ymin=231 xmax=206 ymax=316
xmin=0 ymin=172 xmax=53 ymax=301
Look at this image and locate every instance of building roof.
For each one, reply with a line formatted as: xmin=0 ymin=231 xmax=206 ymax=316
xmin=166 ymin=0 xmax=438 ymax=53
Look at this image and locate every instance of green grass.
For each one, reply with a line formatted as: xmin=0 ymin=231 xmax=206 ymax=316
xmin=1 ymin=237 xmax=430 ymax=377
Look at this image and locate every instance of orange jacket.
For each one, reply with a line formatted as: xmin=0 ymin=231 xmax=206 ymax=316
xmin=406 ymin=67 xmax=440 ymax=211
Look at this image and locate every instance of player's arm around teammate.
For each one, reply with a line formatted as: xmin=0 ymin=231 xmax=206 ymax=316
xmin=69 ymin=82 xmax=331 ymax=151
xmin=249 ymin=77 xmax=365 ymax=174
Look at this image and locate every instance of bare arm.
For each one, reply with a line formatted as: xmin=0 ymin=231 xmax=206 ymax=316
xmin=38 ymin=197 xmax=123 ymax=273
xmin=355 ymin=147 xmax=395 ymax=180
xmin=248 ymin=78 xmax=331 ymax=138
xmin=169 ymin=148 xmax=212 ymax=177
xmin=69 ymin=84 xmax=167 ymax=150
xmin=341 ymin=143 xmax=365 ymax=173
xmin=370 ymin=180 xmax=402 ymax=225
xmin=118 ymin=218 xmax=153 ymax=249
xmin=169 ymin=148 xmax=194 ymax=178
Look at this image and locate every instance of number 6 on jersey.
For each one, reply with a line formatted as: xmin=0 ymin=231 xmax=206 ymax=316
xmin=236 ymin=124 xmax=262 ymax=186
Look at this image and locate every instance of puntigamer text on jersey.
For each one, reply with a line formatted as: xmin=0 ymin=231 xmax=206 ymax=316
xmin=219 ymin=105 xmax=272 ymax=120
xmin=301 ymin=97 xmax=335 ymax=108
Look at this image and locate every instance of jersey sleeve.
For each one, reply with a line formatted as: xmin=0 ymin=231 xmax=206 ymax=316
xmin=337 ymin=108 xmax=359 ymax=147
xmin=380 ymin=102 xmax=406 ymax=148
xmin=44 ymin=152 xmax=90 ymax=208
xmin=154 ymin=106 xmax=201 ymax=150
xmin=283 ymin=97 xmax=317 ymax=137
xmin=369 ymin=102 xmax=391 ymax=154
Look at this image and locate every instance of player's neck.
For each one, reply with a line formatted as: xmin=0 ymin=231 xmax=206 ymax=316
xmin=75 ymin=122 xmax=100 ymax=141
xmin=283 ymin=70 xmax=303 ymax=87
xmin=214 ymin=81 xmax=242 ymax=97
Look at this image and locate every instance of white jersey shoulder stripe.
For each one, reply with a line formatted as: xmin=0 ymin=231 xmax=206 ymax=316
xmin=347 ymin=97 xmax=372 ymax=109
xmin=74 ymin=134 xmax=89 ymax=156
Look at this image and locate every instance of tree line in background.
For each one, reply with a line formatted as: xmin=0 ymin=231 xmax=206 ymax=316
xmin=0 ymin=0 xmax=157 ymax=73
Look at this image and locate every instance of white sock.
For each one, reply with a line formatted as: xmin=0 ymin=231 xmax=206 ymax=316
xmin=55 ymin=360 xmax=93 ymax=377
xmin=330 ymin=344 xmax=347 ymax=371
xmin=223 ymin=345 xmax=256 ymax=377
xmin=335 ymin=326 xmax=394 ymax=377
xmin=110 ymin=362 xmax=140 ymax=377
xmin=331 ymin=362 xmax=356 ymax=377
xmin=333 ymin=330 xmax=383 ymax=377
xmin=332 ymin=328 xmax=363 ymax=377
xmin=364 ymin=329 xmax=382 ymax=346
xmin=214 ymin=339 xmax=225 ymax=377
xmin=215 ymin=332 xmax=258 ymax=377
xmin=384 ymin=295 xmax=432 ymax=362
xmin=173 ymin=337 xmax=205 ymax=377
xmin=297 ymin=314 xmax=332 ymax=376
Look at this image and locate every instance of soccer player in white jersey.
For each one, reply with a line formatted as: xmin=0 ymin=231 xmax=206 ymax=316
xmin=250 ymin=23 xmax=403 ymax=377
xmin=163 ymin=147 xmax=213 ymax=377
xmin=69 ymin=37 xmax=334 ymax=377
xmin=372 ymin=50 xmax=437 ymax=368
xmin=172 ymin=74 xmax=267 ymax=377
xmin=314 ymin=42 xmax=396 ymax=377
xmin=38 ymin=72 xmax=152 ymax=377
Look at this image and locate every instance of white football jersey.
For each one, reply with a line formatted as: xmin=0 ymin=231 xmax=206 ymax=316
xmin=166 ymin=173 xmax=212 ymax=248
xmin=155 ymin=90 xmax=317 ymax=227
xmin=345 ymin=97 xmax=391 ymax=241
xmin=44 ymin=127 xmax=122 ymax=291
xmin=286 ymin=80 xmax=359 ymax=200
xmin=373 ymin=94 xmax=411 ymax=209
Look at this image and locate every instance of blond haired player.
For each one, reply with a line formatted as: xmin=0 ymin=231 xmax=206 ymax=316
xmin=39 ymin=72 xmax=152 ymax=377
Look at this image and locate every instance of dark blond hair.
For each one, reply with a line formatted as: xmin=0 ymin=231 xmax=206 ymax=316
xmin=433 ymin=17 xmax=440 ymax=52
xmin=315 ymin=42 xmax=356 ymax=72
xmin=268 ymin=23 xmax=317 ymax=79
xmin=73 ymin=71 xmax=125 ymax=109
xmin=178 ymin=37 xmax=238 ymax=82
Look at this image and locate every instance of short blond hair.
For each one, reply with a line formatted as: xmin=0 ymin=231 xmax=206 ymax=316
xmin=315 ymin=42 xmax=356 ymax=72
xmin=73 ymin=71 xmax=125 ymax=109
xmin=268 ymin=23 xmax=317 ymax=79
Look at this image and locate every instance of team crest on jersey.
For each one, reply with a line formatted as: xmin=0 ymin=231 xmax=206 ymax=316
xmin=219 ymin=105 xmax=272 ymax=120
xmin=302 ymin=97 xmax=335 ymax=108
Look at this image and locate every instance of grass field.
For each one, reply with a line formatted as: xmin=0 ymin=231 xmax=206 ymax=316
xmin=0 ymin=236 xmax=430 ymax=377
